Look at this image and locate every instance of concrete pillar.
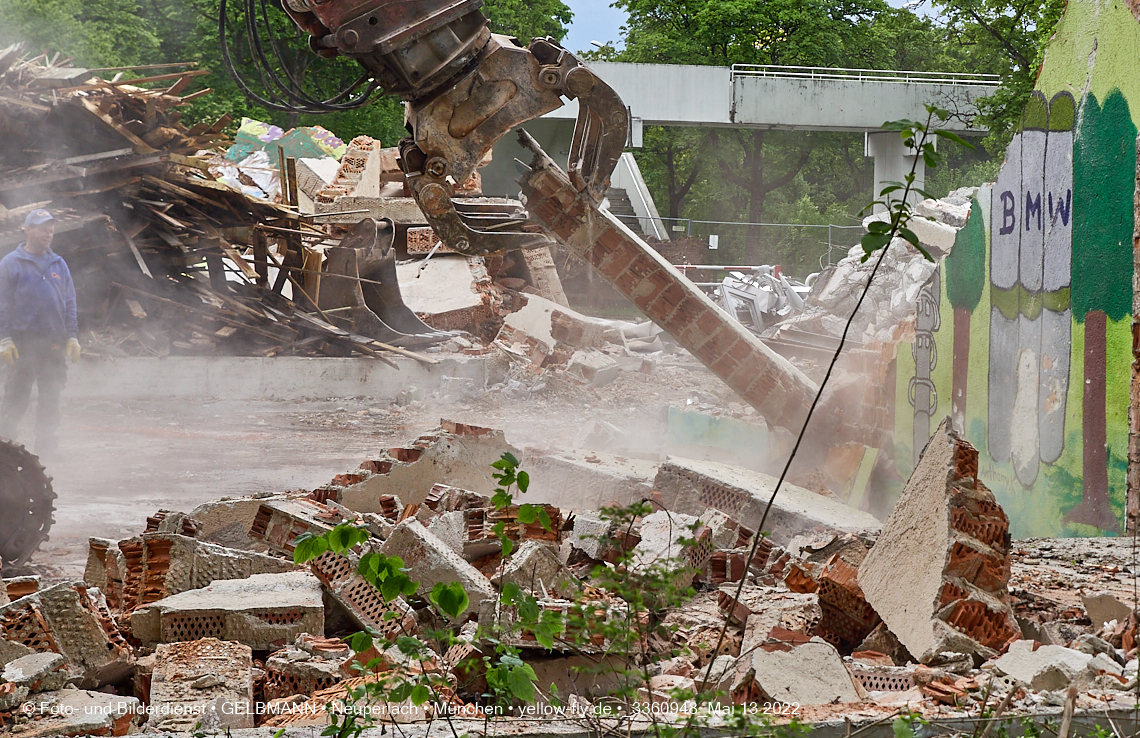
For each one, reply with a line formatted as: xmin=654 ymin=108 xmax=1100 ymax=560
xmin=865 ymin=131 xmax=927 ymax=213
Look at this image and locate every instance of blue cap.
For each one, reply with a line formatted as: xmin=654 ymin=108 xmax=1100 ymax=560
xmin=23 ymin=209 xmax=55 ymax=227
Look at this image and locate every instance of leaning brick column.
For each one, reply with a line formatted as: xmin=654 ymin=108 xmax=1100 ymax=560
xmin=518 ymin=137 xmax=818 ymax=434
xmin=1128 ymin=134 xmax=1140 ymax=535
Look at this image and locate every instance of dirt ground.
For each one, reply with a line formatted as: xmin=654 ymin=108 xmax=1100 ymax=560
xmin=9 ymin=357 xmax=745 ymax=581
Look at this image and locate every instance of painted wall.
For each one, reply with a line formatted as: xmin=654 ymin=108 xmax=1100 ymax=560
xmin=893 ymin=0 xmax=1140 ymax=537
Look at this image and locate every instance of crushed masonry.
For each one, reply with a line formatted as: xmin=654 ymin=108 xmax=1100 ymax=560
xmin=148 ymin=638 xmax=254 ymax=732
xmin=859 ymin=418 xmax=1020 ymax=664
xmin=4 ymin=413 xmax=1140 ymax=728
xmin=0 ymin=581 xmax=133 ymax=689
xmin=130 ymin=571 xmax=323 ymax=650
xmin=654 ymin=456 xmax=881 ymax=546
xmin=88 ymin=532 xmax=294 ymax=611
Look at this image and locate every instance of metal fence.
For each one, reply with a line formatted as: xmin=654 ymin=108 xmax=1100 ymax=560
xmin=610 ymin=214 xmax=864 ymax=277
xmin=730 ymin=64 xmax=1000 ymax=87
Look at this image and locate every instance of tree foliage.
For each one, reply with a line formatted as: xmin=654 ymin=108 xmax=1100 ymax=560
xmin=930 ymin=0 xmax=1066 ymax=151
xmin=0 ymin=0 xmax=570 ymax=145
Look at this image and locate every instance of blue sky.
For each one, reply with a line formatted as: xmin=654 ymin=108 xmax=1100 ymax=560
xmin=561 ymin=0 xmax=628 ymax=55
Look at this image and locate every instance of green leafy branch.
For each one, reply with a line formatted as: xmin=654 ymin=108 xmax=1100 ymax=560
xmin=860 ymin=104 xmax=976 ymax=262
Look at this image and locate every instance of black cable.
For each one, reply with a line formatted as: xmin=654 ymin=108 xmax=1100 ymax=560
xmin=218 ymin=0 xmax=380 ymax=113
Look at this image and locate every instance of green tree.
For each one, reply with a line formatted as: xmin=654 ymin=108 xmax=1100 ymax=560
xmin=1066 ymin=90 xmax=1135 ymax=533
xmin=944 ymin=197 xmax=986 ymax=425
xmin=483 ymin=0 xmax=573 ymax=44
xmin=0 ymin=0 xmax=160 ymax=68
xmin=931 ymin=0 xmax=1066 ymax=151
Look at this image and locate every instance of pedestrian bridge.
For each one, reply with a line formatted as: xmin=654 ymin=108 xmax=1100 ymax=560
xmin=548 ymin=63 xmax=999 ymax=137
xmin=484 ymin=63 xmax=1000 ymax=234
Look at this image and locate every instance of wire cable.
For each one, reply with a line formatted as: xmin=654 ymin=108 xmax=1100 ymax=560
xmin=218 ymin=0 xmax=381 ymax=113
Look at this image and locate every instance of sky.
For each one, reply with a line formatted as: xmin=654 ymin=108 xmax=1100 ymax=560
xmin=561 ymin=0 xmax=629 ymax=55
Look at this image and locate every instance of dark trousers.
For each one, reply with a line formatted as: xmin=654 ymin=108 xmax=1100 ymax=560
xmin=0 ymin=333 xmax=67 ymax=452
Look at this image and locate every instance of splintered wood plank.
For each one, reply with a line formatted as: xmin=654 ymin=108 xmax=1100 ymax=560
xmin=125 ymin=299 xmax=147 ymax=319
xmin=76 ymin=97 xmax=157 ymax=154
xmin=218 ymin=243 xmax=259 ymax=281
xmin=120 ymin=227 xmax=153 ymax=279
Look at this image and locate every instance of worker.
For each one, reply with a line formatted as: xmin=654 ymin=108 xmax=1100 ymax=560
xmin=0 ymin=209 xmax=80 ymax=455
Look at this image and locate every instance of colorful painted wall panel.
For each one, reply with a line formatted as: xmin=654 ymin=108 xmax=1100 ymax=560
xmin=893 ymin=0 xmax=1139 ymax=537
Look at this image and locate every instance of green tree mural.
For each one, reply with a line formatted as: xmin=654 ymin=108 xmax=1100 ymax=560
xmin=945 ymin=197 xmax=986 ymax=430
xmin=1067 ymin=90 xmax=1136 ymax=533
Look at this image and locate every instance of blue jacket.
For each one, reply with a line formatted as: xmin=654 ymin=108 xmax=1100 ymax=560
xmin=0 ymin=245 xmax=77 ymax=340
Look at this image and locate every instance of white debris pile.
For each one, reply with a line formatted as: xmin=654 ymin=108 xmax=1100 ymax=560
xmin=767 ymin=187 xmax=976 ymax=345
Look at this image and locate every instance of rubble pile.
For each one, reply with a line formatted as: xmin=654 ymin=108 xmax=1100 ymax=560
xmin=769 ymin=188 xmax=974 ymax=348
xmin=2 ymin=417 xmax=1137 ymax=733
xmin=0 ymin=47 xmax=584 ymax=361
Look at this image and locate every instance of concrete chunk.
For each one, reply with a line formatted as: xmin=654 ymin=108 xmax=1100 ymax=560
xmin=379 ymin=520 xmax=495 ymax=617
xmin=130 ymin=571 xmax=323 ymax=650
xmin=13 ymin=688 xmax=141 ymax=737
xmin=520 ymin=448 xmax=657 ymax=510
xmin=0 ymin=582 xmax=133 ymax=688
xmin=735 ymin=636 xmax=862 ymax=705
xmin=655 ymin=456 xmax=880 ymax=546
xmin=859 ymin=419 xmax=1020 ymax=664
xmin=332 ymin=421 xmax=518 ymax=512
xmin=567 ymin=350 xmax=620 ymax=386
xmin=633 ymin=510 xmax=703 ymax=588
xmin=1083 ymin=591 xmax=1132 ymax=629
xmin=148 ymin=638 xmax=253 ymax=732
xmin=492 ymin=540 xmax=578 ymax=599
xmin=985 ymin=640 xmax=1115 ymax=691
xmin=2 ymin=652 xmax=67 ymax=692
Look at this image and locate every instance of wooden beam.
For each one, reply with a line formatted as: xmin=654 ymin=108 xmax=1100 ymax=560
xmin=76 ymin=97 xmax=157 ymax=154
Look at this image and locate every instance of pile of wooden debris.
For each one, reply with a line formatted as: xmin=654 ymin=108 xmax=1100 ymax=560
xmin=0 ymin=44 xmax=433 ymax=365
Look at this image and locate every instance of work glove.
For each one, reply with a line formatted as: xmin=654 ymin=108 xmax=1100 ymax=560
xmin=0 ymin=337 xmax=16 ymax=365
xmin=65 ymin=337 xmax=81 ymax=363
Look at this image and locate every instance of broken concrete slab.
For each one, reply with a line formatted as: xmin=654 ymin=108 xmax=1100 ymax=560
xmin=1083 ymin=591 xmax=1132 ymax=629
xmin=655 ymin=456 xmax=881 ymax=546
xmin=984 ymin=640 xmax=1117 ymax=691
xmin=734 ymin=636 xmax=862 ymax=705
xmin=378 ymin=520 xmax=495 ymax=617
xmin=0 ymin=582 xmax=132 ymax=688
xmin=859 ymin=419 xmax=1020 ymax=664
xmin=2 ymin=652 xmax=67 ymax=692
xmin=330 ymin=421 xmax=518 ymax=512
xmin=9 ymin=688 xmax=140 ymax=737
xmin=189 ymin=493 xmax=297 ymax=551
xmin=566 ymin=510 xmax=616 ymax=560
xmin=497 ymin=294 xmax=606 ymax=361
xmin=130 ymin=571 xmax=323 ymax=650
xmin=108 ymin=532 xmax=296 ymax=612
xmin=734 ymin=589 xmax=821 ymax=655
xmin=632 ymin=510 xmax=704 ymax=588
xmin=520 ymin=448 xmax=657 ymax=511
xmin=396 ymin=255 xmax=499 ymax=334
xmin=148 ymin=638 xmax=254 ymax=732
xmin=566 ymin=349 xmax=620 ymax=387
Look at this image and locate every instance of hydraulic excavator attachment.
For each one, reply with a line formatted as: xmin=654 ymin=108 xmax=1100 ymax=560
xmin=224 ymin=0 xmax=882 ymax=458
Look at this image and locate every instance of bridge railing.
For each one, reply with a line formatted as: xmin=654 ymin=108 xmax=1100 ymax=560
xmin=731 ymin=64 xmax=1000 ymax=87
